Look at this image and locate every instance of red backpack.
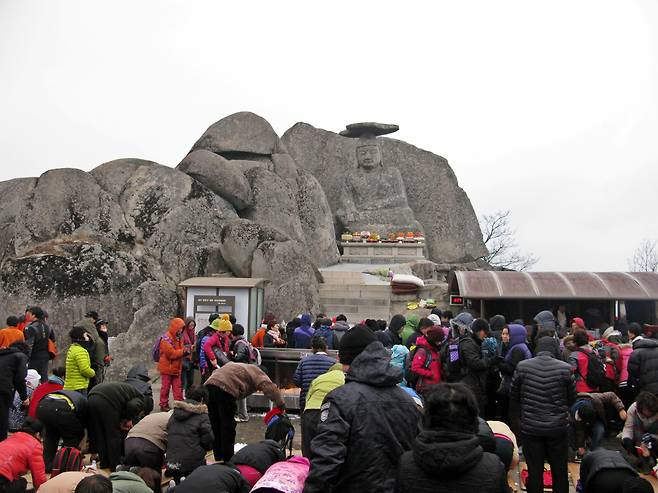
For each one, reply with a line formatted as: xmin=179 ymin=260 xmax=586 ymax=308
xmin=51 ymin=446 xmax=83 ymax=477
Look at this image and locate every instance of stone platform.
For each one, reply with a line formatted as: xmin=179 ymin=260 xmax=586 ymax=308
xmin=340 ymin=241 xmax=426 ymax=264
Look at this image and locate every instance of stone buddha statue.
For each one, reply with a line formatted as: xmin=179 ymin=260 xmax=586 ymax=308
xmin=336 ymin=122 xmax=423 ymax=236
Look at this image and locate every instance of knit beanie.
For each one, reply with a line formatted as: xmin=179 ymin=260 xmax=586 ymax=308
xmin=426 ymin=327 xmax=445 ymax=345
xmin=212 ymin=314 xmax=233 ymax=332
xmin=535 ymin=336 xmax=560 ymax=358
xmin=622 ymin=476 xmax=653 ymax=493
xmin=339 ymin=325 xmax=377 ymax=365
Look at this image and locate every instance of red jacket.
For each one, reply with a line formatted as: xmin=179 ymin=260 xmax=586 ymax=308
xmin=569 ymin=347 xmax=598 ymax=393
xmin=0 ymin=432 xmax=47 ymax=489
xmin=157 ymin=319 xmax=186 ymax=376
xmin=28 ymin=380 xmax=63 ymax=418
xmin=411 ymin=336 xmax=441 ymax=393
xmin=203 ymin=332 xmax=231 ymax=366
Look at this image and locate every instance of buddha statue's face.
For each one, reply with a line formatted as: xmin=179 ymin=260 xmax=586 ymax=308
xmin=356 ymin=144 xmax=382 ymax=170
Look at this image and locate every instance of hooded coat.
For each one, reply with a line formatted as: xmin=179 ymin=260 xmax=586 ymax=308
xmin=109 ymin=471 xmax=153 ymax=493
xmin=124 ymin=363 xmax=154 ymax=415
xmin=410 ymin=336 xmax=441 ymax=393
xmin=293 ymin=314 xmax=315 ymax=349
xmin=401 ymin=314 xmax=420 ymax=347
xmin=627 ymin=338 xmax=658 ymax=394
xmin=302 ymin=342 xmax=420 ymax=493
xmin=457 ymin=333 xmax=489 ymax=411
xmin=395 ymin=430 xmax=508 ymax=493
xmin=498 ymin=324 xmax=532 ymax=395
xmin=157 ymin=319 xmax=185 ymax=376
xmin=378 ymin=315 xmax=406 ymax=348
xmin=332 ymin=320 xmax=350 ymax=345
xmin=166 ymin=399 xmax=214 ymax=473
xmin=579 ymin=449 xmax=637 ymax=493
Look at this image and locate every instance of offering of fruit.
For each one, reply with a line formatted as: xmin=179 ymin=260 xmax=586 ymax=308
xmin=367 ymin=233 xmax=380 ymax=242
xmin=341 ymin=233 xmax=353 ymax=242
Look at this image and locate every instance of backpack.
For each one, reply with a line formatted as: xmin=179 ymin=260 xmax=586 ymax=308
xmin=595 ymin=342 xmax=621 ymax=384
xmin=404 ymin=346 xmax=431 ymax=390
xmin=194 ymin=327 xmax=213 ymax=365
xmin=234 ymin=339 xmax=261 ymax=364
xmin=576 ymin=347 xmax=606 ymax=389
xmin=151 ymin=334 xmax=173 ymax=363
xmin=51 ymin=446 xmax=83 ymax=477
xmin=314 ymin=327 xmax=335 ymax=350
xmin=440 ymin=339 xmax=463 ymax=383
xmin=264 ymin=408 xmax=294 ymax=458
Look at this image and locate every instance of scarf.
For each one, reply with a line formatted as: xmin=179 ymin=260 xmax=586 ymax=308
xmin=267 ymin=329 xmax=284 ymax=344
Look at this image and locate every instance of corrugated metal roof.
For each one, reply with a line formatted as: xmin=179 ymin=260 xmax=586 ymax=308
xmin=449 ymin=271 xmax=658 ymax=300
xmin=179 ymin=277 xmax=268 ymax=288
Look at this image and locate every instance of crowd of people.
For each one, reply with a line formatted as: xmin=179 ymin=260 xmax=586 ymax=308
xmin=0 ymin=305 xmax=658 ymax=493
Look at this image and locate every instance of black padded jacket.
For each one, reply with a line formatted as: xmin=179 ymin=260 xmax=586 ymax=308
xmin=510 ymin=353 xmax=576 ymax=436
xmin=628 ymin=338 xmax=658 ymax=394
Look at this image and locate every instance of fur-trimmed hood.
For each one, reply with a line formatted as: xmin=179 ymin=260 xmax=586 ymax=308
xmin=172 ymin=399 xmax=208 ymax=421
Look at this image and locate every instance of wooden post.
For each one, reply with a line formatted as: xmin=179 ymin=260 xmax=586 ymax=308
xmin=480 ymin=299 xmax=485 ymax=319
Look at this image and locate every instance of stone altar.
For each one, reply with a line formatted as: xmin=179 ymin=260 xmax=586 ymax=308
xmin=340 ymin=241 xmax=426 ymax=264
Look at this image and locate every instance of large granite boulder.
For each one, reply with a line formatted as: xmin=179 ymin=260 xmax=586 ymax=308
xmin=191 ymin=111 xmax=281 ymax=156
xmin=281 ymin=123 xmax=487 ymax=263
xmin=14 ymin=168 xmax=133 ymax=257
xmin=0 ymin=177 xmax=37 ymax=265
xmin=242 ymin=167 xmax=305 ymax=242
xmin=106 ymin=280 xmax=179 ymax=380
xmin=177 ymin=150 xmax=253 ymax=211
xmin=219 ymin=219 xmax=289 ymax=278
xmin=295 ymin=170 xmax=340 ymax=266
xmin=251 ymin=240 xmax=322 ymax=320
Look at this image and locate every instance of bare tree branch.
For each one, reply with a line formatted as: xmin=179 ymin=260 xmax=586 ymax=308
xmin=478 ymin=209 xmax=539 ymax=271
xmin=628 ymin=239 xmax=658 ymax=272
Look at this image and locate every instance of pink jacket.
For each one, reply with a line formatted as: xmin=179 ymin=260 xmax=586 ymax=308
xmin=203 ymin=332 xmax=231 ymax=366
xmin=619 ymin=343 xmax=633 ymax=383
xmin=0 ymin=432 xmax=47 ymax=489
xmin=251 ymin=456 xmax=310 ymax=493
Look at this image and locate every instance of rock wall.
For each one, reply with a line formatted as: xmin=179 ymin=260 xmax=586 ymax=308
xmin=0 ymin=112 xmax=486 ymax=376
xmin=281 ymin=123 xmax=487 ymax=263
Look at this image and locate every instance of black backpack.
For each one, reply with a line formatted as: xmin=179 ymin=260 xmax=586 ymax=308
xmin=576 ymin=348 xmax=606 ymax=389
xmin=440 ymin=338 xmax=463 ymax=383
xmin=264 ymin=411 xmax=295 ymax=458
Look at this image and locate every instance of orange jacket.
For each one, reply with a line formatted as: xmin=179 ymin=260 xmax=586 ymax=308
xmin=0 ymin=327 xmax=25 ymax=348
xmin=251 ymin=328 xmax=266 ymax=349
xmin=157 ymin=318 xmax=186 ymax=376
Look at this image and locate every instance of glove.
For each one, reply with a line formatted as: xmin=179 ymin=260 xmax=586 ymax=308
xmin=481 ymin=337 xmax=498 ymax=357
xmin=642 ymin=433 xmax=654 ymax=450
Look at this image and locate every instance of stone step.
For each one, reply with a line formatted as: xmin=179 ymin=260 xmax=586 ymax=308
xmin=321 ymin=297 xmax=389 ymax=307
xmin=320 ymin=271 xmax=365 ymax=284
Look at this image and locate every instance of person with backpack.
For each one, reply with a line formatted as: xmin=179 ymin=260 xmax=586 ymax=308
xmin=313 ymin=319 xmax=337 ymax=350
xmin=406 ymin=317 xmax=433 ymax=350
xmin=400 ymin=314 xmax=420 ymax=348
xmin=181 ymin=318 xmax=196 ymax=397
xmin=569 ymin=391 xmax=626 ymax=457
xmin=63 ymin=326 xmax=96 ymax=395
xmin=293 ymin=314 xmax=315 ymax=349
xmin=511 ymin=336 xmax=575 ymax=493
xmin=87 ymin=382 xmax=146 ymax=471
xmin=36 ymin=388 xmax=87 ymax=473
xmin=165 ymin=385 xmax=214 ymax=483
xmin=156 ymin=318 xmax=188 ymax=412
xmin=195 ymin=313 xmax=220 ymax=383
xmin=408 ymin=326 xmax=444 ymax=395
xmin=0 ymin=417 xmax=47 ymax=492
xmin=205 ymin=363 xmax=285 ymax=463
xmin=230 ymin=324 xmax=257 ymax=422
xmin=569 ymin=329 xmax=604 ymax=393
xmin=377 ymin=314 xmax=405 ymax=348
xmin=23 ymin=306 xmax=54 ymax=384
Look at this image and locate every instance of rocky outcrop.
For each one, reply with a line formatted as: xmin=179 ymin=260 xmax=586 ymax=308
xmin=281 ymin=122 xmax=487 ymax=263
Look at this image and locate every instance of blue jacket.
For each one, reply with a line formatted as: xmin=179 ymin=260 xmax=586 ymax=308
xmin=314 ymin=326 xmax=337 ymax=350
xmin=293 ymin=352 xmax=336 ymax=410
xmin=293 ymin=325 xmax=315 ymax=349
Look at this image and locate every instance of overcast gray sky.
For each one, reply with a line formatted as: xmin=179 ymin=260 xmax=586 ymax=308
xmin=1 ymin=0 xmax=656 ymax=271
